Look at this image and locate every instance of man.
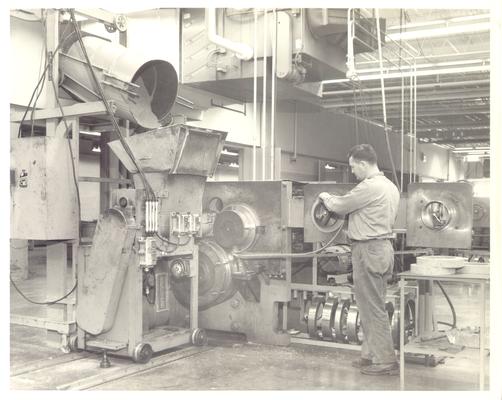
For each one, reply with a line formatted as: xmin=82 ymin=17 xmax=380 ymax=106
xmin=319 ymin=143 xmax=400 ymax=376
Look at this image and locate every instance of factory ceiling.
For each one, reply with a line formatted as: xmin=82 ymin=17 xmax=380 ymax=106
xmin=320 ymin=9 xmax=490 ymax=153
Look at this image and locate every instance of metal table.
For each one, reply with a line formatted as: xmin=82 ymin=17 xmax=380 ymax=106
xmin=398 ymin=271 xmax=489 ymax=390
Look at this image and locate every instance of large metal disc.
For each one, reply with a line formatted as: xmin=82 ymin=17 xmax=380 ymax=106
xmin=307 ymin=298 xmax=324 ymax=338
xmin=347 ymin=304 xmax=362 ymax=344
xmin=321 ymin=297 xmax=338 ymax=339
xmin=334 ymin=299 xmax=350 ymax=343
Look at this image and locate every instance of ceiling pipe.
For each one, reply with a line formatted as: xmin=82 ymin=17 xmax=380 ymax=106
xmin=206 ymin=8 xmax=254 ymax=61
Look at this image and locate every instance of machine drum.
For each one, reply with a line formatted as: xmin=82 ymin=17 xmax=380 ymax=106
xmin=171 ymin=240 xmax=237 ymax=310
xmin=320 ymin=296 xmax=338 ymax=339
xmin=213 ymin=204 xmax=260 ymax=252
xmin=311 ymin=198 xmax=345 ymax=233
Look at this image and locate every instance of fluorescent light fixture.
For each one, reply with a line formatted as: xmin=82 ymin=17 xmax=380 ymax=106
xmin=324 ymin=164 xmax=336 ymax=170
xmin=91 ymin=143 xmax=101 ymax=153
xmin=465 ymin=154 xmax=482 ymax=162
xmin=453 ymin=146 xmax=490 ymax=151
xmin=221 ymin=148 xmax=239 ymax=156
xmin=229 ymin=162 xmax=239 ymax=168
xmin=80 ymin=130 xmax=102 ymax=137
xmin=323 ymin=65 xmax=490 ymax=84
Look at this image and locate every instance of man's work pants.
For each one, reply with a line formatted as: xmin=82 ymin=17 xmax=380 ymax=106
xmin=352 ymin=239 xmax=396 ymax=364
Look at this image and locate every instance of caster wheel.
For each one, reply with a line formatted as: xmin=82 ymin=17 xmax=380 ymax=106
xmin=132 ymin=343 xmax=153 ymax=363
xmin=191 ymin=328 xmax=208 ymax=346
xmin=68 ymin=334 xmax=80 ymax=352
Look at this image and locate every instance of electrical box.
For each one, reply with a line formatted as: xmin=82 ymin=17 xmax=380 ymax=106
xmin=10 ymin=137 xmax=79 ymax=240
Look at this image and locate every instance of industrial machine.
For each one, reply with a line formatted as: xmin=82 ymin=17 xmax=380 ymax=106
xmin=11 ymin=8 xmax=486 ymax=365
xmin=74 ymin=124 xmax=226 ymax=363
xmin=161 ymin=180 xmax=417 ymax=350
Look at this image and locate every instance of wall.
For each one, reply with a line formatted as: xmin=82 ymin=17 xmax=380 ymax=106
xmin=10 ymin=16 xmax=47 ymax=107
xmin=125 ymin=9 xmax=180 ymax=74
xmin=189 ymin=103 xmax=259 ymax=146
xmin=184 ymin=98 xmax=460 ymax=183
xmin=79 ymin=154 xmax=101 ymax=221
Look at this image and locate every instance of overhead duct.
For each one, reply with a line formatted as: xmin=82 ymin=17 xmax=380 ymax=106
xmin=59 ymin=33 xmax=178 ymax=130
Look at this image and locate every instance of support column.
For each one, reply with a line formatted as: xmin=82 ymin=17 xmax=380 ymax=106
xmin=46 ymin=242 xmax=70 ymax=348
xmin=10 ymin=239 xmax=29 ymax=280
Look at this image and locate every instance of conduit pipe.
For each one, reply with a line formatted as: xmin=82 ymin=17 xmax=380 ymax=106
xmin=253 ymin=9 xmax=258 ymax=181
xmin=346 ymin=8 xmax=357 ymax=80
xmin=270 ymin=9 xmax=277 ymax=180
xmin=375 ymin=9 xmax=400 ymax=191
xmin=261 ymin=9 xmax=268 ymax=181
xmin=206 ymin=8 xmax=254 ymax=61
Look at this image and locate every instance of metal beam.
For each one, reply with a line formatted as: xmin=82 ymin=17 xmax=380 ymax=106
xmin=78 ymin=176 xmax=132 ymax=185
xmin=74 ymin=8 xmax=122 ymax=27
xmin=345 ymin=106 xmax=490 ymax=118
xmin=416 ymin=125 xmax=490 ymax=132
xmin=11 ymin=102 xmax=107 ymax=122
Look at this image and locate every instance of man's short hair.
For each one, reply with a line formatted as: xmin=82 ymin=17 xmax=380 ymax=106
xmin=348 ymin=144 xmax=378 ymax=165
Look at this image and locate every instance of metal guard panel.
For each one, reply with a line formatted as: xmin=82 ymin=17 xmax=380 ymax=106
xmin=406 ymin=183 xmax=473 ymax=249
xmin=77 ymin=208 xmax=136 ymax=335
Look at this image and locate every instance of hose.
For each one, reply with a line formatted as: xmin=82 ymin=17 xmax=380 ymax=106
xmin=435 ymin=281 xmax=457 ymax=328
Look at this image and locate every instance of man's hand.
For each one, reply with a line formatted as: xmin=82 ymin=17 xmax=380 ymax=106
xmin=318 ymin=192 xmax=331 ymax=204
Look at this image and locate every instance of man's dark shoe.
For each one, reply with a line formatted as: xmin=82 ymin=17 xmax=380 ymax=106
xmin=360 ymin=362 xmax=399 ymax=376
xmin=351 ymin=358 xmax=372 ymax=368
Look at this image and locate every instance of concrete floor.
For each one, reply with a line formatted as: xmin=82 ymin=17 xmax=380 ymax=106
xmin=9 ymin=247 xmax=490 ymax=391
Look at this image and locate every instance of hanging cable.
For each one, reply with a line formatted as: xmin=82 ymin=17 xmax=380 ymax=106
xmin=435 ymin=281 xmax=457 ymax=328
xmin=48 ymin=55 xmax=82 ymax=227
xmin=155 ymin=232 xmax=191 ymax=247
xmin=10 ymin=275 xmax=77 ymax=305
xmin=68 ymin=9 xmax=156 ymax=201
xmin=17 ymin=19 xmax=72 ymax=138
xmin=375 ymin=9 xmax=401 ymax=192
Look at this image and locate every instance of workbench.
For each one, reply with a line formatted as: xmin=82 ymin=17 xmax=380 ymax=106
xmin=398 ymin=271 xmax=489 ymax=390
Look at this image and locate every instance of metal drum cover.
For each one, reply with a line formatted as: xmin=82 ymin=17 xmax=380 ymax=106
xmin=320 ymin=296 xmax=338 ymax=339
xmin=334 ymin=299 xmax=350 ymax=343
xmin=307 ymin=298 xmax=325 ymax=338
xmin=346 ymin=304 xmax=362 ymax=345
xmin=171 ymin=240 xmax=237 ymax=310
xmin=390 ymin=299 xmax=415 ymax=349
xmin=213 ymin=203 xmax=260 ymax=251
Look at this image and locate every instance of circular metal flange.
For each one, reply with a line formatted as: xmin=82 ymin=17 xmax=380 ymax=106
xmin=333 ymin=299 xmax=350 ymax=343
xmin=473 ymin=203 xmax=486 ymax=221
xmin=321 ymin=296 xmax=338 ymax=339
xmin=307 ymin=298 xmax=325 ymax=339
xmin=132 ymin=343 xmax=153 ymax=364
xmin=68 ymin=334 xmax=79 ymax=352
xmin=311 ymin=198 xmax=344 ymax=233
xmin=391 ymin=299 xmax=414 ymax=349
xmin=346 ymin=304 xmax=362 ymax=345
xmin=213 ymin=203 xmax=260 ymax=251
xmin=171 ymin=240 xmax=237 ymax=310
xmin=421 ymin=200 xmax=453 ymax=231
xmin=191 ymin=328 xmax=208 ymax=346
